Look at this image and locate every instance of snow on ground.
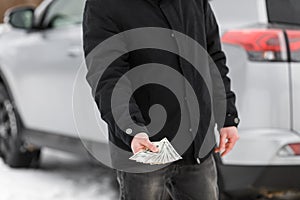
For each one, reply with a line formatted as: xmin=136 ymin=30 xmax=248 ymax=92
xmin=0 ymin=148 xmax=119 ymax=200
xmin=1 ymin=149 xmax=298 ymax=200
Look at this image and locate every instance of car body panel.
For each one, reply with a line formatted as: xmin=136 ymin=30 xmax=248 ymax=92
xmin=220 ymin=129 xmax=300 ymax=166
xmin=0 ymin=0 xmax=107 ymax=143
xmin=212 ymin=0 xmax=300 ymax=171
xmin=222 ymin=44 xmax=291 ymax=129
xmin=0 ymin=26 xmax=84 ymax=137
xmin=72 ymin=63 xmax=109 ymax=143
xmin=219 ymin=163 xmax=300 ymax=194
xmin=0 ymin=26 xmax=108 ymax=143
xmin=211 ymin=0 xmax=268 ymax=32
xmin=291 ymin=62 xmax=300 ymax=134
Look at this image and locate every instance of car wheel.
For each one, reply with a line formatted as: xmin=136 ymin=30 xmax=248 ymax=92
xmin=0 ymin=83 xmax=40 ymax=168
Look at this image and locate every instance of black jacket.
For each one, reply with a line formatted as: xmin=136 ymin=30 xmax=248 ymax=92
xmin=83 ymin=0 xmax=239 ymax=162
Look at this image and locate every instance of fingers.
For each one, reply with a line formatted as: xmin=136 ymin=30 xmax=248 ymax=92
xmin=141 ymin=139 xmax=159 ymax=152
xmin=221 ymin=141 xmax=235 ymax=157
xmin=131 ymin=133 xmax=159 ymax=154
xmin=215 ymin=132 xmax=227 ymax=153
xmin=133 ymin=146 xmax=146 ymax=154
xmin=215 ymin=127 xmax=239 ymax=156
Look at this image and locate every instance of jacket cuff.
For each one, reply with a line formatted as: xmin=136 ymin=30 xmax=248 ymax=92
xmin=223 ymin=113 xmax=240 ymax=128
xmin=121 ymin=123 xmax=149 ymax=148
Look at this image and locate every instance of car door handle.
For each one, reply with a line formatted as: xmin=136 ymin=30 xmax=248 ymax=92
xmin=67 ymin=46 xmax=82 ymax=57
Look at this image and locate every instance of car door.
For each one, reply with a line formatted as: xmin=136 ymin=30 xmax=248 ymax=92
xmin=266 ymin=0 xmax=300 ymax=133
xmin=287 ymin=29 xmax=300 ymax=133
xmin=10 ymin=0 xmax=88 ymax=138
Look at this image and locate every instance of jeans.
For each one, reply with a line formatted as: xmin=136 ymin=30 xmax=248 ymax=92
xmin=116 ymin=153 xmax=219 ymax=200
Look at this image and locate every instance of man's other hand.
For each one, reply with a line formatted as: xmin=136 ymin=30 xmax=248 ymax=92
xmin=131 ymin=132 xmax=159 ymax=154
xmin=215 ymin=126 xmax=239 ymax=157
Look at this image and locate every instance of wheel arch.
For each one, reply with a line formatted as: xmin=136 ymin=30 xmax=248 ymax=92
xmin=0 ymin=65 xmax=25 ymax=128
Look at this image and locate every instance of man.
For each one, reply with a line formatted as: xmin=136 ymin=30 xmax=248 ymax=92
xmin=83 ymin=0 xmax=240 ymax=199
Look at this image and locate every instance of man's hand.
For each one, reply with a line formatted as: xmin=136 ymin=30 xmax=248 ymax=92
xmin=215 ymin=126 xmax=239 ymax=157
xmin=131 ymin=132 xmax=159 ymax=154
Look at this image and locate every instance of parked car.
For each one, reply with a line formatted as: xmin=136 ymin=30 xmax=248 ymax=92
xmin=0 ymin=0 xmax=299 ymax=199
xmin=211 ymin=0 xmax=300 ymax=198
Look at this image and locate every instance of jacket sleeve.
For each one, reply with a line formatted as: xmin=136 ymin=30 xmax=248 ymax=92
xmin=82 ymin=0 xmax=149 ymax=148
xmin=204 ymin=1 xmax=240 ymax=128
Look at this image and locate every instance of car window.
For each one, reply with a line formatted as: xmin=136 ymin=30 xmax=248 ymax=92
xmin=267 ymin=0 xmax=300 ymax=25
xmin=43 ymin=0 xmax=86 ymax=28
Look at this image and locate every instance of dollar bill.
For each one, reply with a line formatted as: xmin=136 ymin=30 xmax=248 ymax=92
xmin=129 ymin=137 xmax=182 ymax=165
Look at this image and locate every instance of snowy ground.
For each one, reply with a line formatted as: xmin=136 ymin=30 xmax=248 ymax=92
xmin=0 ymin=148 xmax=298 ymax=200
xmin=0 ymin=148 xmax=119 ymax=200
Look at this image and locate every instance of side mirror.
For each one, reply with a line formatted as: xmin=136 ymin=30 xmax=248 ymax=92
xmin=4 ymin=6 xmax=35 ymax=30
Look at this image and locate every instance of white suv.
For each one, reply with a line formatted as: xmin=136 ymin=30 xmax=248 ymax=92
xmin=212 ymin=0 xmax=300 ymax=198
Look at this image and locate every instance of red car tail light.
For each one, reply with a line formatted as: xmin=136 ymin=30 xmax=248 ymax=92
xmin=288 ymin=143 xmax=300 ymax=155
xmin=278 ymin=143 xmax=300 ymax=156
xmin=222 ymin=29 xmax=287 ymax=62
xmin=286 ymin=30 xmax=300 ymax=62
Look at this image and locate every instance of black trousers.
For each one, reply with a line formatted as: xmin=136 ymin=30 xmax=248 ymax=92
xmin=116 ymin=153 xmax=219 ymax=200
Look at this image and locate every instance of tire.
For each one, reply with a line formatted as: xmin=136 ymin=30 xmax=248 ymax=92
xmin=0 ymin=83 xmax=40 ymax=168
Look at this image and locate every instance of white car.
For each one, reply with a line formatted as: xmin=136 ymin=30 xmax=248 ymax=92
xmin=0 ymin=0 xmax=299 ymax=199
xmin=211 ymin=0 xmax=300 ymax=198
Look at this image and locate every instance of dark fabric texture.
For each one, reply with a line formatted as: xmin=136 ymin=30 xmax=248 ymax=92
xmin=83 ymin=0 xmax=239 ymax=161
xmin=117 ymin=153 xmax=219 ymax=200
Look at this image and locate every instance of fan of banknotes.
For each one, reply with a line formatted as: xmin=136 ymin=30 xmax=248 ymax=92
xmin=129 ymin=138 xmax=182 ymax=165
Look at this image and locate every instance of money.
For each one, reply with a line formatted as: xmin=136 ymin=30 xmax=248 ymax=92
xmin=129 ymin=138 xmax=182 ymax=165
